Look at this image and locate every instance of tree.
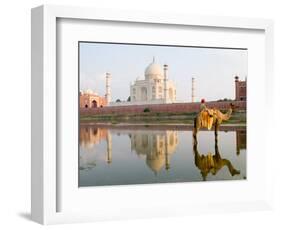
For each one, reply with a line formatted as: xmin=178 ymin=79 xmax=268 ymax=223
xmin=143 ymin=108 xmax=150 ymax=113
xmin=127 ymin=96 xmax=131 ymax=102
xmin=116 ymin=99 xmax=121 ymax=102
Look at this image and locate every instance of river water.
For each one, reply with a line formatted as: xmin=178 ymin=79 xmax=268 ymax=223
xmin=79 ymin=124 xmax=246 ymax=187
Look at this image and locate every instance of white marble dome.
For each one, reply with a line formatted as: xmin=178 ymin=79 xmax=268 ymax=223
xmin=85 ymin=89 xmax=94 ymax=95
xmin=83 ymin=89 xmax=98 ymax=95
xmin=144 ymin=60 xmax=163 ymax=80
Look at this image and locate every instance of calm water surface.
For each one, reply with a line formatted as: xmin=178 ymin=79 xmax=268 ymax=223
xmin=79 ymin=124 xmax=246 ymax=186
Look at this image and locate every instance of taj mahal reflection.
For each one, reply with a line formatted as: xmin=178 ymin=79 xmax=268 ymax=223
xmin=79 ymin=126 xmax=179 ymax=174
xmin=79 ymin=125 xmax=246 ymax=186
xmin=130 ymin=131 xmax=178 ymax=173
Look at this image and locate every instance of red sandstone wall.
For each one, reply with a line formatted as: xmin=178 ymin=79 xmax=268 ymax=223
xmin=80 ymin=101 xmax=246 ymax=116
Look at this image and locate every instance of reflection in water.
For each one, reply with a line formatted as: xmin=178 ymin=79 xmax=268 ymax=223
xmin=192 ymin=135 xmax=240 ymax=181
xmin=106 ymin=132 xmax=112 ymax=164
xmin=79 ymin=126 xmax=112 ymax=170
xmin=130 ymin=131 xmax=178 ymax=174
xmin=79 ymin=124 xmax=246 ymax=186
xmin=236 ymin=130 xmax=246 ymax=155
xmin=80 ymin=126 xmax=107 ymax=148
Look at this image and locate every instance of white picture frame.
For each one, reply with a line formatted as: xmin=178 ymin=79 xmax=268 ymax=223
xmin=31 ymin=5 xmax=274 ymax=225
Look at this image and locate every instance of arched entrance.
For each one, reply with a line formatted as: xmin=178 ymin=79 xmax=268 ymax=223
xmin=169 ymin=88 xmax=173 ymax=100
xmin=141 ymin=87 xmax=147 ymax=101
xmin=92 ymin=100 xmax=97 ymax=108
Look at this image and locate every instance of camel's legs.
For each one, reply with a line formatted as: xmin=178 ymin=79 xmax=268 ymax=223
xmin=193 ymin=118 xmax=199 ymax=144
xmin=222 ymin=159 xmax=240 ymax=176
xmin=215 ymin=133 xmax=218 ymax=150
xmin=214 ymin=120 xmax=219 ymax=141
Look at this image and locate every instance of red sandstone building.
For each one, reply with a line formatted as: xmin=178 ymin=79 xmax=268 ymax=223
xmin=79 ymin=89 xmax=108 ymax=108
xmin=80 ymin=72 xmax=111 ymax=108
xmin=235 ymin=76 xmax=247 ymax=101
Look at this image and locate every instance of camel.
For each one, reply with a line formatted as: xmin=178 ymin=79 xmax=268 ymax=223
xmin=193 ymin=103 xmax=235 ymax=142
xmin=192 ymin=135 xmax=240 ymax=181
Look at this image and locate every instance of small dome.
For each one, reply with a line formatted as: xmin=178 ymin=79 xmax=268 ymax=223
xmin=85 ymin=89 xmax=94 ymax=95
xmin=145 ymin=58 xmax=163 ymax=80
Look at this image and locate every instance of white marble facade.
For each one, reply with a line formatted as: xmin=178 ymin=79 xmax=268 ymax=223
xmin=110 ymin=58 xmax=176 ymax=106
xmin=130 ymin=59 xmax=176 ymax=104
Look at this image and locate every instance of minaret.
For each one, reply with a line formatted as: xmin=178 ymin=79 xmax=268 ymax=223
xmin=191 ymin=77 xmax=195 ymax=103
xmin=105 ymin=72 xmax=111 ymax=104
xmin=163 ymin=64 xmax=168 ymax=103
xmin=106 ymin=131 xmax=112 ymax=164
xmin=235 ymin=75 xmax=239 ymax=101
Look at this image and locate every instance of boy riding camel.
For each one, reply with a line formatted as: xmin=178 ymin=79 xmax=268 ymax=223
xmin=198 ymin=99 xmax=214 ymax=130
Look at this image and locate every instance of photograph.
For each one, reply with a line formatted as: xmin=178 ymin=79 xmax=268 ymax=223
xmin=78 ymin=42 xmax=247 ymax=187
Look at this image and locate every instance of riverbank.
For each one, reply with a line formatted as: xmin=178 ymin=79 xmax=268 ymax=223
xmin=80 ymin=111 xmax=246 ymax=125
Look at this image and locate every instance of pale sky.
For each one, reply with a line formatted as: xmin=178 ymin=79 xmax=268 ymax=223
xmin=79 ymin=42 xmax=247 ymax=102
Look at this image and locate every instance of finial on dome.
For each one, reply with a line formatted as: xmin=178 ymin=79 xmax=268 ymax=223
xmin=153 ymin=56 xmax=155 ymax=63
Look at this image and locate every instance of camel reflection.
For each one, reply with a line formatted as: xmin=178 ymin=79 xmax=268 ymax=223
xmin=193 ymin=135 xmax=240 ymax=181
xmin=130 ymin=131 xmax=178 ymax=174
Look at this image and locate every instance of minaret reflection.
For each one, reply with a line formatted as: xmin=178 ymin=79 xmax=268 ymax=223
xmin=192 ymin=135 xmax=240 ymax=181
xmin=79 ymin=126 xmax=113 ymax=169
xmin=130 ymin=130 xmax=178 ymax=174
xmin=165 ymin=134 xmax=170 ymax=170
xmin=236 ymin=129 xmax=246 ymax=155
xmin=106 ymin=131 xmax=112 ymax=164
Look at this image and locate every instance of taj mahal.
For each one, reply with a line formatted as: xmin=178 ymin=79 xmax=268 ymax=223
xmin=128 ymin=58 xmax=176 ymax=105
xmin=80 ymin=58 xmax=177 ymax=108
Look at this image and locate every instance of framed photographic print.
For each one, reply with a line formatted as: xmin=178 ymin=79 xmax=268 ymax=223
xmin=31 ymin=5 xmax=274 ymax=224
xmin=78 ymin=41 xmax=247 ymax=186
